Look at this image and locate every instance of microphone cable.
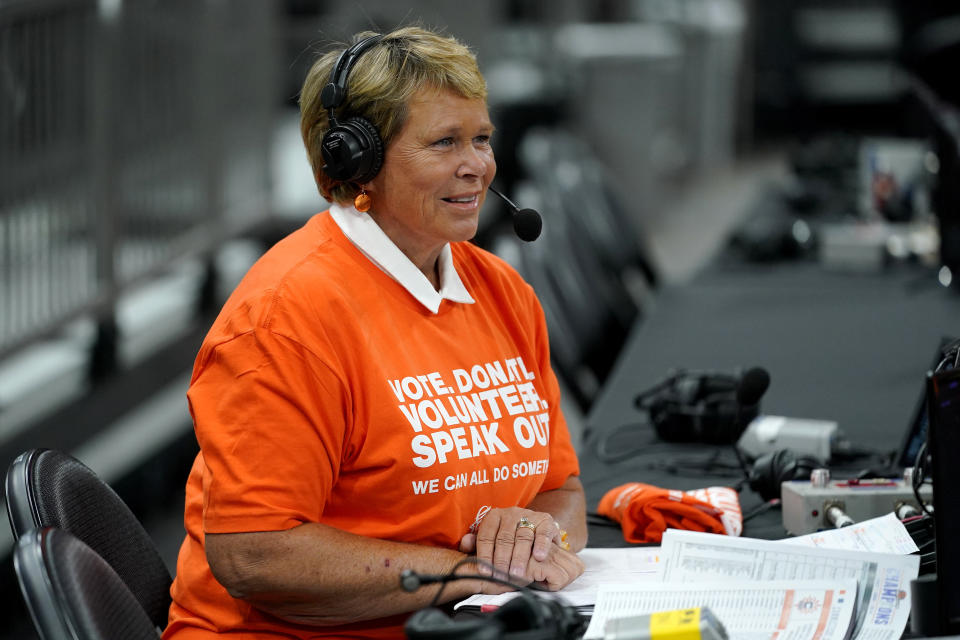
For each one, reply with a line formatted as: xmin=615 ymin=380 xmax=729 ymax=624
xmin=593 ymin=420 xmax=665 ymax=464
xmin=401 ymin=558 xmax=588 ymax=640
xmin=594 ymin=367 xmax=770 ymax=469
xmin=911 ymin=441 xmax=935 ymax=518
xmin=401 ymin=557 xmax=547 ymax=609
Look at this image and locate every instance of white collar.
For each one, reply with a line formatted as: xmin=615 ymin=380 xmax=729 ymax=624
xmin=329 ymin=202 xmax=475 ymax=313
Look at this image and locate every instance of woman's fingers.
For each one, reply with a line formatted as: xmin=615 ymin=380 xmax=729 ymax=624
xmin=459 ymin=532 xmax=476 ymax=553
xmin=531 ymin=519 xmax=562 ymax=562
xmin=474 ymin=508 xmax=568 ymax=583
xmin=473 ymin=508 xmax=506 ymax=576
xmin=527 ymin=546 xmax=585 ymax=591
xmin=492 ymin=512 xmax=523 ymax=578
xmin=509 ymin=516 xmax=538 ymax=578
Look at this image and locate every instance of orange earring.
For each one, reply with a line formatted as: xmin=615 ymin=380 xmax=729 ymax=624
xmin=354 ymin=188 xmax=371 ymax=212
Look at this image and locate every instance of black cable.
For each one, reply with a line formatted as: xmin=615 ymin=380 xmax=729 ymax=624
xmin=912 ymin=441 xmax=935 ymax=517
xmin=644 ymin=450 xmax=746 ymax=480
xmin=594 ymin=421 xmax=657 ymax=463
xmin=935 ymin=338 xmax=960 ymax=372
xmin=586 ymin=512 xmax=621 ymax=528
xmin=742 ymin=499 xmax=781 ymax=523
xmin=731 ymin=444 xmax=752 ymax=482
xmin=425 ymin=557 xmax=545 ymax=609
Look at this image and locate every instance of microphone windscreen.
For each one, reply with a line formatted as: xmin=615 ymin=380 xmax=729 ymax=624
xmin=513 ymin=208 xmax=542 ymax=242
xmin=400 ymin=570 xmax=422 ymax=592
xmin=737 ymin=367 xmax=770 ymax=405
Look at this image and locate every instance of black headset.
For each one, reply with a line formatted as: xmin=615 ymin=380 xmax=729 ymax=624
xmin=404 ymin=592 xmax=585 ymax=640
xmin=319 ymin=34 xmax=386 ymax=183
xmin=636 ymin=371 xmax=760 ymax=445
xmin=748 ymin=449 xmax=824 ymax=501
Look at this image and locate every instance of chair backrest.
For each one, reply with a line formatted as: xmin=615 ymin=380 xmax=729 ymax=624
xmin=14 ymin=527 xmax=161 ymax=640
xmin=5 ymin=449 xmax=173 ymax=630
xmin=507 ymin=182 xmax=635 ymax=392
xmin=518 ymin=127 xmax=660 ymax=292
xmin=491 ymin=232 xmax=595 ymax=403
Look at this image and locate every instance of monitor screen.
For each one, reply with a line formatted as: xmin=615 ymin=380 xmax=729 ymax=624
xmin=896 ymin=336 xmax=957 ymax=470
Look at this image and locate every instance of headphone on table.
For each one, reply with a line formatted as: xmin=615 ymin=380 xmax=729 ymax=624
xmin=747 ymin=449 xmax=824 ymax=501
xmin=400 ymin=569 xmax=585 ymax=640
xmin=404 ymin=592 xmax=584 ymax=640
xmin=319 ymin=34 xmax=385 ymax=183
xmin=636 ymin=368 xmax=769 ymax=445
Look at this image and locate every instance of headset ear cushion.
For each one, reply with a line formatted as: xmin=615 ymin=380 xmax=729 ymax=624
xmin=492 ymin=593 xmax=546 ymax=633
xmin=749 ymin=450 xmax=824 ymax=501
xmin=749 ymin=450 xmax=791 ymax=501
xmin=320 ymin=116 xmax=384 ymax=183
xmin=340 ymin=115 xmax=384 ymax=182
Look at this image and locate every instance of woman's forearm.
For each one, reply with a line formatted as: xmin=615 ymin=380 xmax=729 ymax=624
xmin=205 ymin=522 xmax=481 ymax=626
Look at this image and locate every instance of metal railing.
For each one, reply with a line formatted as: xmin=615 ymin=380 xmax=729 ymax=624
xmin=0 ymin=0 xmax=279 ymax=363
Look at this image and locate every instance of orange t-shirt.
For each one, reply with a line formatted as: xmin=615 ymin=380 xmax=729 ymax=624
xmin=164 ymin=212 xmax=580 ymax=639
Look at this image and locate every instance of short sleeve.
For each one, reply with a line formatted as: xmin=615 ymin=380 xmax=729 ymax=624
xmin=188 ymin=328 xmax=350 ymax=533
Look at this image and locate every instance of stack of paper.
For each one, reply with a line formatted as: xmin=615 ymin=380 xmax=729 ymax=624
xmin=457 ymin=513 xmax=921 ymax=640
xmin=588 ymin=579 xmax=858 ymax=640
xmin=586 ymin=526 xmax=920 ymax=640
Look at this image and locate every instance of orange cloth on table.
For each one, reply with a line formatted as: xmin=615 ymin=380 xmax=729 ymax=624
xmin=598 ymin=482 xmax=743 ymax=544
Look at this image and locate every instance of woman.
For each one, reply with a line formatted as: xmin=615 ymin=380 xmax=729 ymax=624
xmin=165 ymin=26 xmax=586 ymax=639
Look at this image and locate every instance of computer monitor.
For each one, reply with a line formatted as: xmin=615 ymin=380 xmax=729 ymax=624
xmin=925 ymin=364 xmax=960 ymax=634
xmin=895 ymin=336 xmax=958 ymax=470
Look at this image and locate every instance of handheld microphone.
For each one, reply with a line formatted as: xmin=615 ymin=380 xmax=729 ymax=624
xmin=488 ymin=186 xmax=542 ymax=242
xmin=732 ymin=366 xmax=771 ymax=478
xmin=736 ymin=367 xmax=770 ymax=406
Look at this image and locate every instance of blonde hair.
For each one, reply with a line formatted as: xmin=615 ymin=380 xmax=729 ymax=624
xmin=300 ymin=26 xmax=488 ymax=204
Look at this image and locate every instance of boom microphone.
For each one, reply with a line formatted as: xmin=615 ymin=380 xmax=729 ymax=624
xmin=400 ymin=569 xmax=447 ymax=593
xmin=488 ymin=185 xmax=542 ymax=242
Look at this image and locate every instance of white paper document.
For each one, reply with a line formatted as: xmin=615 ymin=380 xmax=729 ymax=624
xmin=455 ymin=546 xmax=661 ymax=611
xmin=585 ymin=579 xmax=858 ymax=640
xmin=659 ymin=530 xmax=920 ymax=640
xmin=780 ymin=513 xmax=919 ymax=554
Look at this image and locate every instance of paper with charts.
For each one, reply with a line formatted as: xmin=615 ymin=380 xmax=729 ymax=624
xmin=584 ymin=579 xmax=858 ymax=640
xmin=653 ymin=529 xmax=919 ymax=640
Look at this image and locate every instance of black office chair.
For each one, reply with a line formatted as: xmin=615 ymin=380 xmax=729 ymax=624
xmin=14 ymin=526 xmax=161 ymax=640
xmin=518 ymin=128 xmax=660 ymax=299
xmin=495 ymin=180 xmax=637 ymax=404
xmin=5 ymin=448 xmax=173 ymax=631
xmin=492 ymin=231 xmax=598 ymax=410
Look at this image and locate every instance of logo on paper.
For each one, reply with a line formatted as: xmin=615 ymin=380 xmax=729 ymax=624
xmin=796 ymin=597 xmax=822 ymax=613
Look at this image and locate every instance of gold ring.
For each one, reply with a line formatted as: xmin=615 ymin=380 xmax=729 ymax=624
xmin=555 ymin=521 xmax=571 ymax=550
xmin=517 ymin=516 xmax=537 ymax=531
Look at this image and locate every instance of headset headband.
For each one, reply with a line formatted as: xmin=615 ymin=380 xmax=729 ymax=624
xmin=320 ymin=34 xmax=384 ymax=122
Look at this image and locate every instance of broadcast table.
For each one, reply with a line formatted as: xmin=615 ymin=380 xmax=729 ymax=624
xmin=580 ymin=259 xmax=960 ymax=545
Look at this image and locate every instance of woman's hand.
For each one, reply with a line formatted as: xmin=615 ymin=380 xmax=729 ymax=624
xmin=458 ymin=507 xmax=582 ymax=591
xmin=524 ymin=544 xmax=585 ymax=591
